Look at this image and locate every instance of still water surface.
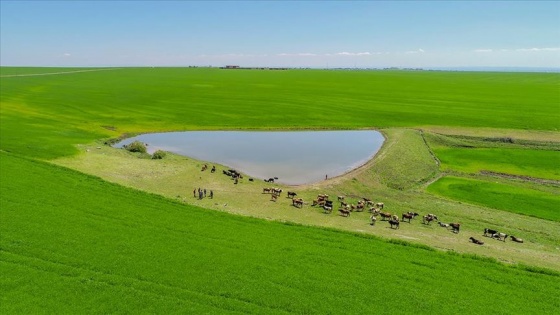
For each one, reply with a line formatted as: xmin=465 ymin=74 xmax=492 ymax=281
xmin=115 ymin=130 xmax=384 ymax=185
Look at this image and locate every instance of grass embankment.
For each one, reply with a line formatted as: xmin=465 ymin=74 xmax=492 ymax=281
xmin=2 ymin=152 xmax=559 ymax=314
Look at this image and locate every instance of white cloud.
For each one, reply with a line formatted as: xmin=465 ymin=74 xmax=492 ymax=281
xmin=474 ymin=47 xmax=560 ymax=53
xmin=63 ymin=53 xmax=71 ymax=56
xmin=405 ymin=49 xmax=425 ymax=54
xmin=277 ymin=53 xmax=317 ymax=56
xmin=516 ymin=47 xmax=560 ymax=52
xmin=335 ymin=52 xmax=371 ymax=56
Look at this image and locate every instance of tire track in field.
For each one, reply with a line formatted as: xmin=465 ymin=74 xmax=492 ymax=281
xmin=0 ymin=68 xmax=122 ymax=78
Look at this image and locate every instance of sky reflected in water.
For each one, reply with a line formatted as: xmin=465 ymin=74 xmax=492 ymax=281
xmin=115 ymin=130 xmax=384 ymax=185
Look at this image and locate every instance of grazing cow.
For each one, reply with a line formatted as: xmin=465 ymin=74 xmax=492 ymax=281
xmin=337 ymin=196 xmax=345 ymax=201
xmin=449 ymin=223 xmax=460 ymax=233
xmin=272 ymin=188 xmax=283 ymax=195
xmin=317 ymin=194 xmax=329 ymax=200
xmin=375 ymin=202 xmax=384 ymax=209
xmin=287 ymin=191 xmax=297 ymax=198
xmin=339 ymin=209 xmax=351 ymax=217
xmin=340 ymin=201 xmax=348 ymax=208
xmin=388 ymin=219 xmax=400 ymax=229
xmin=292 ymin=198 xmax=304 ymax=208
xmin=270 ymin=194 xmax=278 ymax=202
xmin=379 ymin=212 xmax=392 ymax=221
xmin=369 ymin=215 xmax=377 ymax=226
xmin=355 ymin=203 xmax=365 ymax=212
xmin=401 ymin=212 xmax=418 ymax=223
xmin=312 ymin=199 xmax=326 ymax=207
xmin=263 ymin=188 xmax=271 ymax=194
xmin=391 ymin=214 xmax=399 ymax=221
xmin=323 ymin=205 xmax=333 ymax=214
xmin=438 ymin=222 xmax=449 ymax=228
xmin=422 ymin=214 xmax=437 ymax=225
xmin=264 ymin=178 xmax=275 ymax=183
xmin=510 ymin=236 xmax=524 ymax=243
xmin=484 ymin=228 xmax=498 ymax=237
xmin=211 ymin=166 xmax=216 ymax=173
xmin=493 ymin=232 xmax=508 ymax=242
xmin=469 ymin=237 xmax=484 ymax=245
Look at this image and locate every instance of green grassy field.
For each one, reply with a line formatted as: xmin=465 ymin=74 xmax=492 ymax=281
xmin=1 ymin=68 xmax=558 ymax=159
xmin=3 ymin=152 xmax=559 ymax=314
xmin=424 ymin=132 xmax=560 ymax=180
xmin=427 ymin=176 xmax=560 ymax=221
xmin=1 ymin=67 xmax=560 ymax=313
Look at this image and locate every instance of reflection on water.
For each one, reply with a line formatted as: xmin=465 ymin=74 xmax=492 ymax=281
xmin=115 ymin=130 xmax=384 ymax=185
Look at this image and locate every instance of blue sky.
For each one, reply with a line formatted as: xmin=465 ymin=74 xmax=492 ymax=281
xmin=1 ymin=1 xmax=559 ymax=68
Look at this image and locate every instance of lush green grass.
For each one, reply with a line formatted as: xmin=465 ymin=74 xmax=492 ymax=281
xmin=2 ymin=152 xmax=559 ymax=314
xmin=434 ymin=147 xmax=560 ymax=180
xmin=1 ymin=67 xmax=559 ymax=313
xmin=1 ymin=68 xmax=558 ymax=159
xmin=425 ymin=132 xmax=560 ymax=180
xmin=427 ymin=176 xmax=560 ymax=221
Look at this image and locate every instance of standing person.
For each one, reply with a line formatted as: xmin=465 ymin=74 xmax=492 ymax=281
xmin=199 ymin=190 xmax=203 ymax=200
xmin=193 ymin=188 xmax=196 ymax=198
xmin=325 ymin=174 xmax=328 ymax=180
xmin=204 ymin=189 xmax=207 ymax=197
xmin=210 ymin=190 xmax=213 ymax=199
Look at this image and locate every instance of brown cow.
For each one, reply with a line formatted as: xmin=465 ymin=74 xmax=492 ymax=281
xmin=469 ymin=237 xmax=484 ymax=245
xmin=292 ymin=198 xmax=303 ymax=208
xmin=339 ymin=208 xmax=351 ymax=217
xmin=510 ymin=235 xmax=524 ymax=243
xmin=379 ymin=212 xmax=392 ymax=221
xmin=401 ymin=212 xmax=418 ymax=223
xmin=449 ymin=223 xmax=460 ymax=233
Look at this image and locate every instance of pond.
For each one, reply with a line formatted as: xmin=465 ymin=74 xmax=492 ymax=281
xmin=114 ymin=130 xmax=385 ymax=185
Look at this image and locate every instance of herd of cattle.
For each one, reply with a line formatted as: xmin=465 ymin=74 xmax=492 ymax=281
xmin=262 ymin=187 xmax=524 ymax=246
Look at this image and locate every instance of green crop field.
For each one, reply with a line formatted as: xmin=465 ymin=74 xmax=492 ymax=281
xmin=2 ymin=152 xmax=559 ymax=314
xmin=424 ymin=132 xmax=560 ymax=180
xmin=1 ymin=67 xmax=560 ymax=313
xmin=427 ymin=176 xmax=560 ymax=221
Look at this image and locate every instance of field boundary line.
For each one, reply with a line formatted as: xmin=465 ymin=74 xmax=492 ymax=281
xmin=0 ymin=68 xmax=122 ymax=78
